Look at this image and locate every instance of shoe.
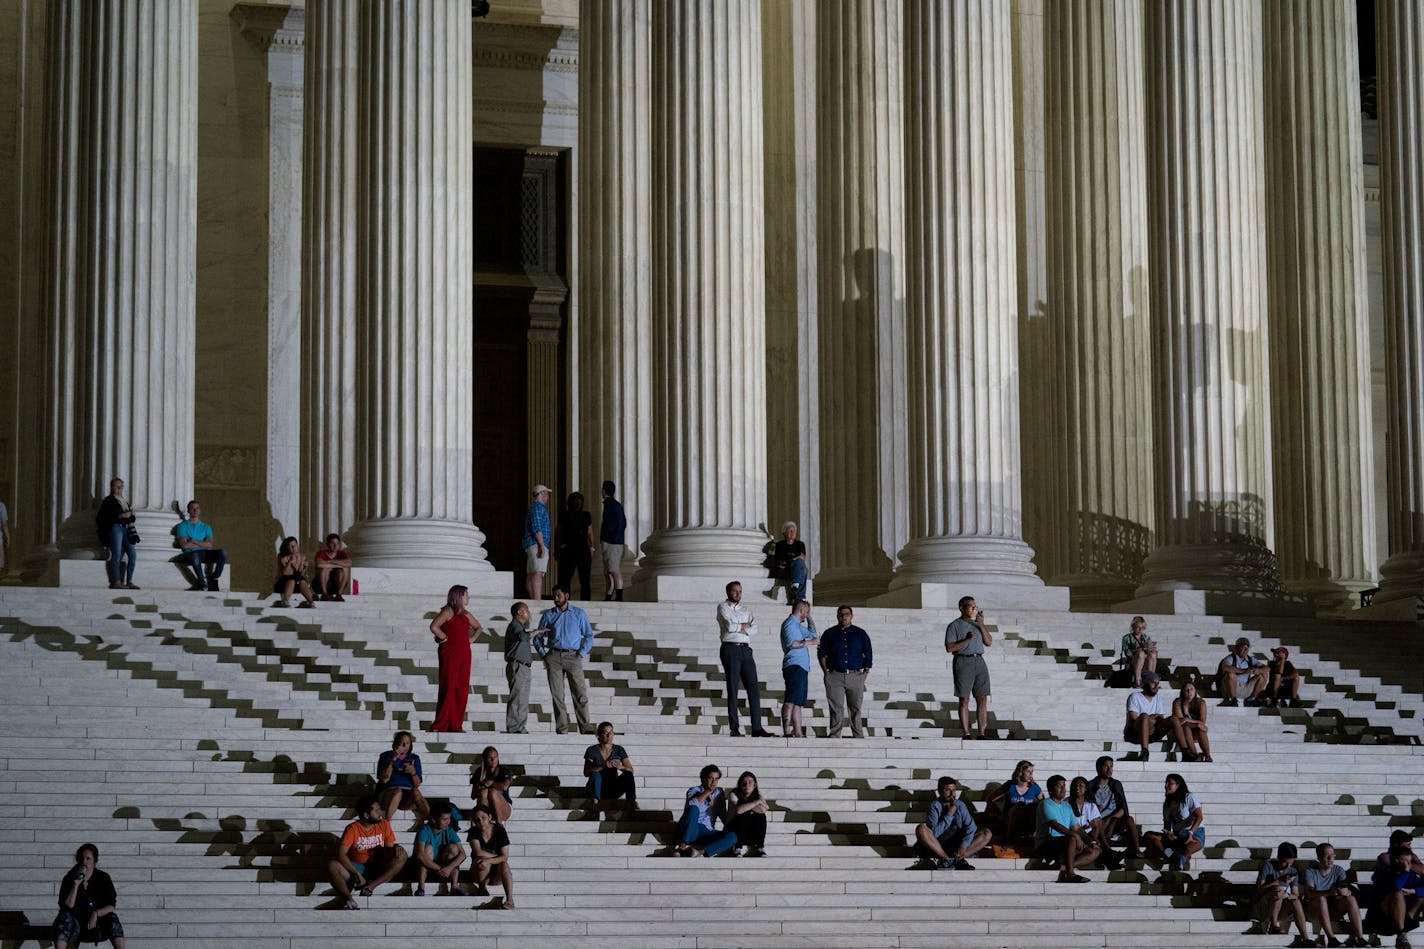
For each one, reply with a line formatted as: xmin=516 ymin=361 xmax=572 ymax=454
xmin=1221 ymin=698 xmax=1239 ymax=707
xmin=298 ymin=601 xmax=315 ymax=609
xmin=952 ymin=859 xmax=975 ymax=871
xmin=359 ymin=886 xmax=374 ymax=897
xmin=751 ymin=729 xmax=773 ymax=738
xmin=1200 ymin=754 xmax=1213 ymax=763
xmin=189 ymin=583 xmax=206 ymax=591
xmin=1058 ymin=872 xmax=1089 ymax=883
xmin=207 ymin=579 xmax=219 ymax=592
xmin=729 ymin=729 xmax=743 ymax=737
xmin=747 ymin=847 xmax=765 ymax=857
xmin=615 ymin=590 xmax=624 ymax=601
xmin=1393 ymin=935 xmax=1408 ymax=949
xmin=333 ymin=593 xmax=345 ymax=602
xmin=1347 ymin=938 xmax=1371 ymax=948
xmin=1325 ymin=937 xmax=1344 ymax=948
xmin=277 ymin=599 xmax=291 ymax=608
xmin=1182 ymin=751 xmax=1197 ymax=762
xmin=1289 ymin=938 xmax=1315 ymax=948
xmin=556 ymin=726 xmax=570 ymax=735
xmin=934 ymin=857 xmax=954 ymax=870
xmin=414 ymin=886 xmax=426 ymax=896
xmin=109 ymin=582 xmax=120 ymax=589
xmin=1139 ymin=749 xmax=1150 ymax=762
xmin=125 ymin=582 xmax=140 ymax=590
xmin=341 ymin=897 xmax=361 ymax=910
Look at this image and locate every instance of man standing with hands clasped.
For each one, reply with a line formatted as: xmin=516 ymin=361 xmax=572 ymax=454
xmin=945 ymin=595 xmax=993 ymax=739
xmin=818 ymin=606 xmax=872 ymax=738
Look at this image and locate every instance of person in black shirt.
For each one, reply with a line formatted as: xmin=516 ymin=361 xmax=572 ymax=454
xmin=472 ymin=745 xmax=515 ymax=824
xmin=772 ymin=521 xmax=809 ymax=606
xmin=1265 ymin=646 xmax=1301 ymax=708
xmin=54 ymin=843 xmax=124 ymax=949
xmin=554 ymin=491 xmax=596 ymax=600
xmin=817 ymin=606 xmax=873 ymax=738
xmin=467 ymin=805 xmax=514 ymax=908
xmin=599 ymin=480 xmax=627 ymax=601
xmin=95 ymin=477 xmax=139 ymax=591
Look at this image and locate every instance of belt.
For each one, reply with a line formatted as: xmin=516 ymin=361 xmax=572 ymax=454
xmin=954 ymin=653 xmax=984 ymax=660
xmin=831 ymin=668 xmax=866 ymax=674
xmin=550 ymin=647 xmax=579 ymax=653
xmin=722 ymin=641 xmax=752 ymax=647
xmin=508 ymin=658 xmax=532 ymax=667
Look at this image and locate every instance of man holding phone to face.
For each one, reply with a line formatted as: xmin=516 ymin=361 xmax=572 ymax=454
xmin=945 ymin=595 xmax=993 ymax=739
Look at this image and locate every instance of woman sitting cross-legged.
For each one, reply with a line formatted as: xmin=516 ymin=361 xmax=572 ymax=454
xmin=1142 ymin=773 xmax=1205 ymax=873
xmin=1035 ymin=774 xmax=1099 ymax=883
xmin=1170 ymin=679 xmax=1213 ymax=763
xmin=466 ymin=805 xmax=514 ymax=909
xmin=727 ymin=771 xmax=770 ymax=857
xmin=674 ymin=764 xmax=738 ymax=858
xmin=583 ymin=722 xmax=637 ymax=817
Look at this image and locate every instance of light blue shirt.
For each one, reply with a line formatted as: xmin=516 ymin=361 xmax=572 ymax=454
xmin=522 ymin=501 xmax=550 ymax=550
xmin=685 ymin=786 xmax=722 ymax=833
xmin=924 ymin=798 xmax=978 ymax=845
xmin=780 ymin=614 xmax=813 ymax=670
xmin=175 ymin=519 xmax=214 ymax=544
xmin=538 ymin=603 xmax=594 ymax=657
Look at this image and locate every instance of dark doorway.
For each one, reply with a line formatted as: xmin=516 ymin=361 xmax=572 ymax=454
xmin=471 ymin=147 xmax=568 ymax=581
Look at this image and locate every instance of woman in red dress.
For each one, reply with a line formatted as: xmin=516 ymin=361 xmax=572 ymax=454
xmin=429 ymin=584 xmax=484 ymax=732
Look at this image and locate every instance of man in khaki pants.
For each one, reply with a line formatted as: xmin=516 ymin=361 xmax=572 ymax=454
xmin=817 ymin=606 xmax=873 ymax=738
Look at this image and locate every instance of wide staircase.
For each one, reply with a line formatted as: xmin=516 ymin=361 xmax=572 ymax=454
xmin=0 ymin=586 xmax=1421 ymax=948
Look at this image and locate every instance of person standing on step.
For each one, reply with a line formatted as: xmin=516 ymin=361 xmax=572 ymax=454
xmin=780 ymin=599 xmax=819 ymax=737
xmin=944 ymin=595 xmax=993 ymax=739
xmin=716 ymin=581 xmax=772 ymax=737
xmin=329 ymin=795 xmax=408 ymax=909
xmin=1123 ymin=671 xmax=1171 ymax=761
xmin=817 ymin=605 xmax=872 ymax=738
xmin=95 ymin=477 xmax=138 ymax=590
xmin=727 ymin=770 xmax=770 ymax=857
xmin=522 ymin=483 xmax=552 ymax=601
xmin=554 ymin=490 xmax=596 ymax=600
xmin=413 ymin=801 xmax=466 ymax=897
xmin=314 ymin=532 xmax=351 ymax=601
xmin=583 ymin=721 xmax=636 ymax=816
xmin=0 ymin=496 xmax=10 ymax=575
xmin=772 ymin=521 xmax=809 ymax=605
xmin=53 ymin=843 xmax=124 ymax=949
xmin=429 ymin=584 xmax=484 ymax=733
xmin=272 ymin=536 xmax=316 ymax=608
xmin=537 ymin=584 xmax=595 ymax=734
xmin=914 ymin=775 xmax=994 ymax=871
xmin=1120 ymin=616 xmax=1158 ymax=688
xmin=174 ymin=499 xmax=227 ymax=592
xmin=375 ymin=730 xmax=430 ymax=820
xmin=472 ymin=745 xmax=515 ymax=824
xmin=599 ymin=480 xmax=627 ymax=601
xmin=503 ymin=601 xmax=537 ymax=734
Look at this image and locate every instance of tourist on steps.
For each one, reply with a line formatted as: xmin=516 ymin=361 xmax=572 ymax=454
xmin=1265 ymin=646 xmax=1303 ymax=708
xmin=1089 ymin=755 xmax=1140 ymax=860
xmin=467 ymin=804 xmax=515 ymax=909
xmin=1218 ymin=637 xmax=1270 ymax=707
xmin=1170 ymin=679 xmax=1212 ymax=762
xmin=914 ymin=775 xmax=993 ymax=871
xmin=599 ymin=480 xmax=626 ymax=601
xmin=95 ymin=477 xmax=138 ymax=590
xmin=1142 ymin=773 xmax=1205 ymax=873
xmin=818 ymin=605 xmax=873 ymax=738
xmin=272 ymin=536 xmax=316 ymax=608
xmin=53 ymin=843 xmax=124 ymax=949
xmin=1252 ymin=841 xmax=1311 ymax=943
xmin=175 ymin=498 xmax=227 ymax=591
xmin=522 ymin=483 xmax=552 ymax=601
xmin=984 ymin=759 xmax=1043 ymax=848
xmin=771 ymin=521 xmax=809 ymax=605
xmin=779 ymin=599 xmax=819 ymax=737
xmin=1303 ymin=842 xmax=1368 ymax=947
xmin=584 ymin=722 xmax=636 ymax=817
xmin=329 ymin=795 xmax=407 ymax=910
xmin=717 ymin=581 xmax=771 ymax=737
xmin=1120 ymin=616 xmax=1158 ymax=688
xmin=553 ymin=490 xmax=596 ymax=600
xmin=1123 ymin=671 xmax=1171 ymax=761
xmin=944 ymin=595 xmax=993 ymax=739
xmin=375 ymin=730 xmax=430 ymax=820
xmin=314 ymin=532 xmax=351 ymax=601
xmin=413 ymin=801 xmax=466 ymax=896
xmin=538 ymin=584 xmax=595 ymax=734
xmin=472 ymin=745 xmax=515 ymax=824
xmin=429 ymin=584 xmax=483 ymax=733
xmin=674 ymin=764 xmax=737 ymax=857
xmin=1035 ymin=774 xmax=1098 ymax=883
xmin=727 ymin=770 xmax=770 ymax=857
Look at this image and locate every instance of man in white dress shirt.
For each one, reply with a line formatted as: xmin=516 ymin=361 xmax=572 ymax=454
xmin=716 ymin=581 xmax=771 ymax=737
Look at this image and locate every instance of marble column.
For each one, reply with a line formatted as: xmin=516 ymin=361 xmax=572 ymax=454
xmin=299 ymin=0 xmax=358 ymax=549
xmin=1376 ymin=0 xmax=1424 ymax=606
xmin=342 ymin=0 xmax=492 ymax=574
xmin=892 ymin=0 xmax=1046 ymax=600
xmin=636 ymin=0 xmax=770 ymax=586
xmin=1137 ymin=0 xmax=1285 ymax=600
xmin=813 ymin=0 xmax=906 ymax=599
xmin=1263 ymin=0 xmax=1376 ymax=612
xmin=1044 ymin=0 xmax=1154 ymax=609
xmin=42 ymin=0 xmax=197 ymax=554
xmin=576 ymin=0 xmax=653 ymax=576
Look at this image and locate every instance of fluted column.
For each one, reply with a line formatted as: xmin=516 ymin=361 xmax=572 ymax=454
xmin=637 ymin=0 xmax=769 ymax=579
xmin=1263 ymin=0 xmax=1376 ymax=612
xmin=299 ymin=0 xmax=358 ymax=548
xmin=894 ymin=0 xmax=1043 ymax=591
xmin=577 ymin=0 xmax=653 ymax=575
xmin=42 ymin=0 xmax=197 ymax=554
xmin=1376 ymin=0 xmax=1424 ymax=606
xmin=342 ymin=0 xmax=490 ymax=570
xmin=813 ymin=0 xmax=906 ymax=599
xmin=1138 ymin=1 xmax=1284 ymax=598
xmin=1045 ymin=0 xmax=1154 ymax=608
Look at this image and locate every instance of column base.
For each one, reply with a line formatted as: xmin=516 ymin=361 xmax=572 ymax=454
xmin=343 ymin=517 xmax=493 ymax=570
xmin=811 ymin=566 xmax=892 ymax=603
xmin=627 ymin=573 xmax=776 ymax=603
xmin=870 ymin=581 xmax=1069 ymax=611
xmin=1052 ymin=574 xmax=1140 ymax=613
xmin=351 ymin=566 xmax=513 ymax=597
xmin=43 ymin=556 xmax=232 ymax=592
xmin=635 ymin=527 xmax=770 ymax=578
xmin=889 ymin=536 xmax=1044 ymax=584
xmin=1284 ymin=577 xmax=1375 ymax=617
xmin=1375 ymin=549 xmax=1424 ymax=606
xmin=1136 ymin=541 xmax=1288 ymax=599
xmin=1112 ymin=588 xmax=1311 ymax=618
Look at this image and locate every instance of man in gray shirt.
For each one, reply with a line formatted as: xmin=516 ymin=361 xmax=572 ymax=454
xmin=945 ymin=595 xmax=993 ymax=739
xmin=504 ymin=601 xmax=538 ymax=733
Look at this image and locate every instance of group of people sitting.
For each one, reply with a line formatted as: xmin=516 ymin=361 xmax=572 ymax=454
xmin=915 ymin=755 xmax=1206 ymax=883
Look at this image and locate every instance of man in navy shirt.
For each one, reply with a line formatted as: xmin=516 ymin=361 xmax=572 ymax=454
xmin=599 ymin=480 xmax=627 ymax=602
xmin=817 ymin=606 xmax=872 ymax=738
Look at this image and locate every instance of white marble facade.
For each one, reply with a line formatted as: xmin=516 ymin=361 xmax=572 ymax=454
xmin=0 ymin=0 xmax=1419 ymax=615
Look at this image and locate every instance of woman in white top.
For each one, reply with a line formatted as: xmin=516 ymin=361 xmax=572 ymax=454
xmin=1142 ymin=773 xmax=1205 ymax=872
xmin=1069 ymin=775 xmax=1120 ymax=870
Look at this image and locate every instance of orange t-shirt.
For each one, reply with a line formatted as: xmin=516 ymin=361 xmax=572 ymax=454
xmin=341 ymin=819 xmax=396 ymax=863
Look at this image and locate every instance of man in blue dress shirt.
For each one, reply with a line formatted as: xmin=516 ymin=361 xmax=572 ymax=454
xmin=817 ymin=606 xmax=872 ymax=738
xmin=537 ymin=585 xmax=595 ymax=734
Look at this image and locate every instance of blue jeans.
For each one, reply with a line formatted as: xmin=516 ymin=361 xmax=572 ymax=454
xmin=181 ymin=547 xmax=227 ymax=583
xmin=105 ymin=523 xmax=135 ymax=585
xmin=677 ymin=807 xmax=737 ymax=857
xmin=787 ymin=559 xmax=808 ymax=603
xmin=586 ymin=768 xmax=636 ymax=803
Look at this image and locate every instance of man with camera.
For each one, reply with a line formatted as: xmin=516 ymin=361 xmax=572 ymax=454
xmin=53 ymin=843 xmax=123 ymax=949
xmin=96 ymin=477 xmax=139 ymax=590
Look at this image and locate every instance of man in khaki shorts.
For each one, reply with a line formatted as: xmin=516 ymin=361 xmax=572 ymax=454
xmin=945 ymin=595 xmax=992 ymax=739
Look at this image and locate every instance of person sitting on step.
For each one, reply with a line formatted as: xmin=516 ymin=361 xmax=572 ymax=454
xmin=583 ymin=722 xmax=636 ymax=817
xmin=914 ymin=774 xmax=993 ymax=871
xmin=984 ymin=759 xmax=1044 ymax=848
xmin=413 ymin=801 xmax=466 ymax=896
xmin=1142 ymin=773 xmax=1204 ymax=873
xmin=1217 ymin=637 xmax=1270 ymax=707
xmin=272 ymin=536 xmax=315 ymax=608
xmin=467 ymin=805 xmax=515 ymax=909
xmin=727 ymin=770 xmax=771 ymax=857
xmin=1068 ymin=775 xmax=1119 ymax=869
xmin=1304 ymin=842 xmax=1369 ymax=948
xmin=472 ymin=745 xmax=515 ymax=824
xmin=314 ymin=532 xmax=351 ymax=601
xmin=329 ymin=795 xmax=408 ymax=910
xmin=174 ymin=499 xmax=228 ymax=591
xmin=1035 ymin=774 xmax=1098 ymax=883
xmin=53 ymin=843 xmax=124 ymax=949
xmin=1265 ymin=646 xmax=1302 ymax=708
xmin=375 ymin=730 xmax=430 ymax=821
xmin=1120 ymin=615 xmax=1158 ymax=689
xmin=674 ymin=764 xmax=737 ymax=857
xmin=1089 ymin=755 xmax=1140 ymax=859
xmin=1169 ymin=679 xmax=1212 ymax=762
xmin=1369 ymin=843 xmax=1424 ymax=949
xmin=1123 ymin=671 xmax=1171 ymax=761
xmin=1254 ymin=841 xmax=1312 ymax=944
